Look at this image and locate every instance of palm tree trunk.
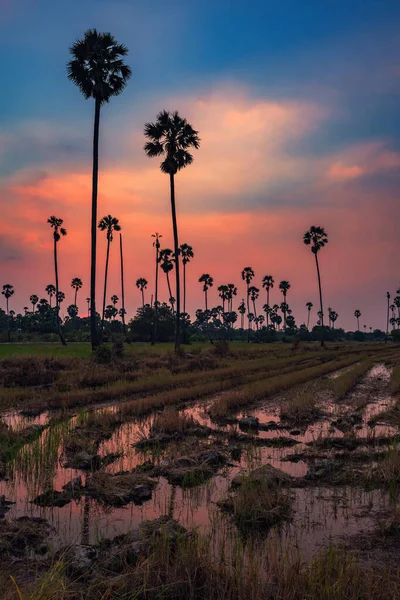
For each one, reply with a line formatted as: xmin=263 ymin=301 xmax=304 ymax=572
xmin=386 ymin=298 xmax=390 ymax=342
xmin=141 ymin=289 xmax=145 ymax=308
xmin=119 ymin=234 xmax=126 ymax=335
xmin=307 ymin=310 xmax=310 ymax=330
xmin=170 ymin=174 xmax=181 ymax=351
xmin=314 ymin=253 xmax=325 ymax=347
xmin=54 ymin=237 xmax=67 ymax=346
xmin=266 ymin=289 xmax=270 ymax=326
xmin=101 ymin=236 xmax=111 ymax=332
xmin=183 ymin=263 xmax=186 ymax=315
xmin=152 ymin=243 xmax=159 ymax=345
xmin=357 ymin=317 xmax=360 ymax=331
xmin=90 ymin=97 xmax=101 ymax=349
xmin=6 ymin=298 xmax=10 ymax=342
xmin=74 ymin=289 xmax=78 ymax=306
xmin=205 ymin=289 xmax=208 ymax=311
xmin=166 ymin=272 xmax=174 ymax=311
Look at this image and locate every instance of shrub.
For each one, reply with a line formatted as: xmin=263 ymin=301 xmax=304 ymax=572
xmin=213 ymin=340 xmax=230 ymax=357
xmin=93 ymin=345 xmax=112 ymax=364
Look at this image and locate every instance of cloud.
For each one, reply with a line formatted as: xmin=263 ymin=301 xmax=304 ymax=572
xmin=326 ymin=142 xmax=400 ymax=182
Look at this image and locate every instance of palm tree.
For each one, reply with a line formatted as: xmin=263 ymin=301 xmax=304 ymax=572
xmin=57 ymin=291 xmax=65 ymax=305
xmin=30 ymin=295 xmax=38 ymax=313
xmin=159 ymin=249 xmax=174 ymax=310
xmin=354 ymin=310 xmax=361 ymax=331
xmin=2 ymin=284 xmax=14 ymax=316
xmin=119 ymin=233 xmax=126 ymax=335
xmin=330 ymin=310 xmax=338 ymax=329
xmin=226 ymin=284 xmax=237 ymax=312
xmin=180 ymin=243 xmax=194 ymax=316
xmin=390 ymin=304 xmax=396 ymax=320
xmin=45 ymin=284 xmax=56 ymax=307
xmin=144 ymin=110 xmax=200 ymax=351
xmin=47 ymin=216 xmax=67 ymax=346
xmin=262 ymin=275 xmax=274 ymax=326
xmin=238 ymin=300 xmax=246 ymax=331
xmin=386 ymin=292 xmax=391 ymax=340
xmin=71 ymin=278 xmax=83 ymax=307
xmin=86 ymin=297 xmax=90 ymax=315
xmin=394 ymin=296 xmax=400 ymax=321
xmin=68 ymin=29 xmax=131 ymax=349
xmin=217 ymin=285 xmax=229 ymax=312
xmin=199 ymin=274 xmax=213 ymax=310
xmin=67 ymin=304 xmax=78 ymax=320
xmin=241 ymin=267 xmax=254 ymax=340
xmin=249 ymin=286 xmax=260 ymax=320
xmin=111 ymin=294 xmax=119 ymax=307
xmin=136 ymin=278 xmax=148 ymax=308
xmin=306 ymin=302 xmax=313 ymax=329
xmin=98 ymin=215 xmax=121 ymax=332
xmin=303 ymin=226 xmax=328 ymax=346
xmin=23 ymin=306 xmax=29 ymax=315
xmin=151 ymin=232 xmax=162 ymax=344
xmin=278 ymin=281 xmax=291 ymax=330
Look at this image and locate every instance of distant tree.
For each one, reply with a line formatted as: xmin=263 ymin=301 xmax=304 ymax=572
xmin=386 ymin=292 xmax=391 ymax=340
xmin=306 ymin=301 xmax=313 ymax=330
xmin=111 ymin=294 xmax=119 ymax=307
xmin=238 ymin=299 xmax=246 ymax=330
xmin=2 ymin=284 xmax=14 ymax=317
xmin=86 ymin=297 xmax=90 ymax=314
xmin=57 ymin=291 xmax=65 ymax=305
xmin=68 ymin=28 xmax=131 ymax=349
xmin=136 ymin=278 xmax=148 ymax=308
xmin=226 ymin=284 xmax=238 ymax=312
xmin=23 ymin=306 xmax=29 ymax=315
xmin=180 ymin=243 xmax=194 ymax=316
xmin=354 ymin=309 xmax=361 ymax=331
xmin=390 ymin=303 xmax=396 ymax=321
xmin=152 ymin=232 xmax=163 ymax=344
xmin=249 ymin=286 xmax=260 ymax=327
xmin=217 ymin=285 xmax=229 ymax=313
xmin=144 ymin=110 xmax=200 ymax=351
xmin=159 ymin=249 xmax=175 ymax=311
xmin=98 ymin=215 xmax=121 ymax=332
xmin=71 ymin=277 xmax=83 ymax=307
xmin=199 ymin=274 xmax=213 ymax=311
xmin=46 ymin=284 xmax=56 ymax=307
xmin=262 ymin=275 xmax=274 ymax=327
xmin=330 ymin=310 xmax=338 ymax=329
xmin=67 ymin=304 xmax=79 ymax=320
xmin=104 ymin=304 xmax=118 ymax=321
xmin=303 ymin=225 xmax=328 ymax=346
xmin=30 ymin=294 xmax=39 ymax=313
xmin=47 ymin=216 xmax=67 ymax=346
xmin=242 ymin=267 xmax=254 ymax=341
xmin=278 ymin=281 xmax=291 ymax=330
xmin=394 ymin=296 xmax=400 ymax=322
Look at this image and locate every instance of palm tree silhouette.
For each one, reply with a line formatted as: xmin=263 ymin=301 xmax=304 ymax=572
xmin=262 ymin=275 xmax=274 ymax=326
xmin=71 ymin=278 xmax=83 ymax=307
xmin=159 ymin=249 xmax=175 ymax=310
xmin=98 ymin=215 xmax=121 ymax=332
xmin=386 ymin=292 xmax=391 ymax=341
xmin=111 ymin=295 xmax=119 ymax=307
xmin=217 ymin=285 xmax=229 ymax=312
xmin=241 ymin=267 xmax=254 ymax=340
xmin=68 ymin=29 xmax=131 ymax=349
xmin=226 ymin=284 xmax=238 ymax=312
xmin=306 ymin=302 xmax=313 ymax=329
xmin=119 ymin=233 xmax=126 ymax=335
xmin=249 ymin=286 xmax=260 ymax=326
xmin=86 ymin=297 xmax=90 ymax=315
xmin=180 ymin=243 xmax=194 ymax=316
xmin=144 ymin=110 xmax=200 ymax=351
xmin=48 ymin=216 xmax=67 ymax=346
xmin=199 ymin=274 xmax=213 ymax=310
xmin=2 ymin=284 xmax=14 ymax=334
xmin=152 ymin=232 xmax=162 ymax=344
xmin=136 ymin=278 xmax=148 ymax=308
xmin=354 ymin=310 xmax=361 ymax=331
xmin=30 ymin=295 xmax=38 ymax=313
xmin=238 ymin=299 xmax=246 ymax=331
xmin=330 ymin=310 xmax=338 ymax=329
xmin=303 ymin=226 xmax=328 ymax=346
xmin=278 ymin=281 xmax=290 ymax=330
xmin=390 ymin=304 xmax=396 ymax=320
xmin=45 ymin=284 xmax=56 ymax=307
xmin=394 ymin=296 xmax=400 ymax=321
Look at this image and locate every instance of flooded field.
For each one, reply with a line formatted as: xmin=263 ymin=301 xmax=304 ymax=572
xmin=1 ymin=342 xmax=400 ymax=598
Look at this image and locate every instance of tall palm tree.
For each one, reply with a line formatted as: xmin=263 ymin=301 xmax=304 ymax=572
xmin=241 ymin=267 xmax=254 ymax=340
xmin=306 ymin=302 xmax=313 ymax=330
xmin=98 ymin=215 xmax=121 ymax=332
xmin=48 ymin=216 xmax=67 ymax=346
xmin=144 ymin=110 xmax=200 ymax=351
xmin=330 ymin=310 xmax=338 ymax=329
xmin=30 ymin=295 xmax=38 ymax=313
xmin=68 ymin=29 xmax=131 ymax=349
xmin=119 ymin=233 xmax=126 ymax=335
xmin=159 ymin=249 xmax=174 ymax=310
xmin=180 ymin=243 xmax=194 ymax=316
xmin=2 ymin=284 xmax=14 ymax=315
xmin=71 ymin=277 xmax=83 ymax=307
xmin=354 ymin=310 xmax=361 ymax=331
xmin=199 ymin=274 xmax=213 ymax=310
xmin=136 ymin=278 xmax=148 ymax=308
xmin=262 ymin=275 xmax=274 ymax=326
xmin=111 ymin=294 xmax=119 ymax=307
xmin=45 ymin=284 xmax=56 ymax=307
xmin=238 ymin=299 xmax=246 ymax=331
xmin=386 ymin=292 xmax=391 ymax=340
xmin=249 ymin=286 xmax=260 ymax=329
xmin=151 ymin=232 xmax=162 ymax=344
xmin=303 ymin=226 xmax=328 ymax=346
xmin=394 ymin=296 xmax=400 ymax=321
xmin=278 ymin=281 xmax=291 ymax=330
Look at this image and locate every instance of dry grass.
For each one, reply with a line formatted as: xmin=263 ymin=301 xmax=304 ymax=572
xmin=150 ymin=408 xmax=199 ymax=435
xmin=331 ymin=360 xmax=373 ymax=400
xmin=280 ymin=388 xmax=322 ymax=423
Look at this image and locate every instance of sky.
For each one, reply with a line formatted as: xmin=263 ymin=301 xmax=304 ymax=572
xmin=0 ymin=0 xmax=399 ymax=330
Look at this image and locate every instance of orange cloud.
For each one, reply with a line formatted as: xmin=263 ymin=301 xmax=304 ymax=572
xmin=326 ymin=142 xmax=400 ymax=182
